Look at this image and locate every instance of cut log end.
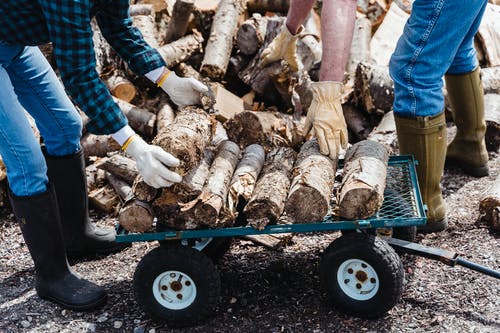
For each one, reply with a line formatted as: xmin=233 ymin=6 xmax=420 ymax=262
xmin=284 ymin=187 xmax=330 ymax=223
xmin=119 ymin=201 xmax=154 ymax=233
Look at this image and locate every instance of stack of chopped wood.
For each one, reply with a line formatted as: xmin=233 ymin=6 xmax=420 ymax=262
xmin=1 ymin=0 xmax=498 ymax=234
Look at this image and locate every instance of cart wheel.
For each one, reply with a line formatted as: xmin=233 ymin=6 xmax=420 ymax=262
xmin=320 ymin=233 xmax=404 ymax=318
xmin=392 ymin=225 xmax=417 ymax=242
xmin=133 ymin=245 xmax=221 ymax=327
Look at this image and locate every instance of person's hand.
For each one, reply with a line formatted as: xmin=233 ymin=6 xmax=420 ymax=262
xmin=260 ymin=24 xmax=303 ymax=72
xmin=123 ymin=135 xmax=182 ymax=188
xmin=304 ymin=82 xmax=348 ymax=160
xmin=159 ymin=71 xmax=208 ymax=106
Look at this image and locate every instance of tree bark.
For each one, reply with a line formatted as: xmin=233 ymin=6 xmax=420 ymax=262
xmin=367 ymin=111 xmax=398 ymax=154
xmin=200 ymin=0 xmax=247 ymax=80
xmin=113 ymin=98 xmax=157 ymax=137
xmin=132 ymin=14 xmax=160 ymax=49
xmin=346 ymin=16 xmax=372 ymax=78
xmin=157 ymin=32 xmax=204 ymax=67
xmin=236 ymin=14 xmax=268 ymax=56
xmin=479 ymin=173 xmax=500 ymax=231
xmin=106 ymin=172 xmax=133 ymax=202
xmin=86 ymin=164 xmax=107 ymax=192
xmin=94 ymin=154 xmax=139 ymax=185
xmin=246 ymin=0 xmax=289 ymax=13
xmin=244 ymin=147 xmax=296 ymax=230
xmin=225 ymin=111 xmax=305 ymax=151
xmin=165 ymin=0 xmax=195 ymax=43
xmin=338 ymin=140 xmax=389 ymax=219
xmin=81 ymin=133 xmax=121 ymax=158
xmin=283 ymin=139 xmax=337 ymax=224
xmin=482 ymin=66 xmax=500 ymax=95
xmin=228 ymin=144 xmax=266 ymax=214
xmin=129 ymin=4 xmax=155 ymax=16
xmin=352 ymin=62 xmax=394 ymax=116
xmin=156 ymin=102 xmax=176 ymax=133
xmin=484 ymin=94 xmax=500 ymax=152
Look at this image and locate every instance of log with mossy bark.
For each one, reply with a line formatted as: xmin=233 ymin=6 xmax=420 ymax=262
xmin=283 ymin=139 xmax=337 ymax=224
xmin=338 ymin=140 xmax=389 ymax=219
xmin=200 ymin=0 xmax=247 ymax=80
xmin=244 ymin=147 xmax=296 ymax=230
xmin=479 ymin=173 xmax=500 ymax=231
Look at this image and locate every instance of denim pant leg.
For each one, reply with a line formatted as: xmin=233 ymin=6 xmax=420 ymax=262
xmin=0 ymin=65 xmax=48 ymax=196
xmin=389 ymin=0 xmax=488 ymax=118
xmin=5 ymin=46 xmax=82 ymax=156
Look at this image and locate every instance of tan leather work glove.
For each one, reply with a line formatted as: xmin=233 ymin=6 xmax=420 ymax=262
xmin=304 ymin=81 xmax=348 ymax=160
xmin=260 ymin=24 xmax=303 ymax=72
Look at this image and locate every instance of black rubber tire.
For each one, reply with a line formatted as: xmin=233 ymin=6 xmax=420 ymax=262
xmin=392 ymin=225 xmax=417 ymax=242
xmin=320 ymin=233 xmax=404 ymax=318
xmin=133 ymin=245 xmax=221 ymax=327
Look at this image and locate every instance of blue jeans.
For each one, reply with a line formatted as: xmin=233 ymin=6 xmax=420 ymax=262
xmin=389 ymin=0 xmax=488 ymax=118
xmin=0 ymin=44 xmax=82 ymax=196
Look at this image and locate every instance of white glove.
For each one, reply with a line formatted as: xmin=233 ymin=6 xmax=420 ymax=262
xmin=124 ymin=135 xmax=182 ymax=188
xmin=159 ymin=71 xmax=208 ymax=106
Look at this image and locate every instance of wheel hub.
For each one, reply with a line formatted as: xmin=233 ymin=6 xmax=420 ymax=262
xmin=152 ymin=270 xmax=197 ymax=310
xmin=337 ymin=259 xmax=380 ymax=301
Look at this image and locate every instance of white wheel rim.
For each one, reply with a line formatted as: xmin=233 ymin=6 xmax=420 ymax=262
xmin=152 ymin=270 xmax=197 ymax=310
xmin=337 ymin=258 xmax=380 ymax=301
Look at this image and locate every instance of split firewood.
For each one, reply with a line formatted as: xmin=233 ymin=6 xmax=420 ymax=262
xmin=244 ymin=147 xmax=296 ymax=230
xmin=157 ymin=32 xmax=204 ymax=67
xmin=207 ymin=83 xmax=245 ymax=122
xmin=106 ymin=172 xmax=133 ymax=202
xmin=175 ymin=141 xmax=241 ymax=229
xmin=225 ymin=111 xmax=305 ymax=151
xmin=89 ymin=185 xmax=120 ymax=213
xmin=369 ymin=2 xmax=409 ymax=66
xmin=353 ymin=62 xmax=394 ymax=115
xmin=241 ymin=234 xmax=292 ymax=250
xmin=477 ymin=4 xmax=500 ymax=67
xmin=346 ymin=16 xmax=372 ymax=79
xmin=153 ymin=148 xmax=217 ymax=229
xmin=479 ymin=173 xmax=500 ymax=231
xmin=94 ymin=154 xmax=139 ymax=185
xmin=156 ymin=102 xmax=176 ymax=133
xmin=113 ymin=97 xmax=156 ymax=137
xmin=200 ymin=0 xmax=247 ymax=80
xmin=246 ymin=0 xmax=289 ymax=13
xmin=153 ymin=106 xmax=214 ymax=173
xmin=482 ymin=66 xmax=500 ymax=95
xmin=484 ymin=94 xmax=500 ymax=152
xmin=367 ymin=111 xmax=398 ymax=154
xmin=236 ymin=14 xmax=268 ymax=56
xmin=338 ymin=140 xmax=389 ymax=219
xmin=129 ymin=4 xmax=155 ymax=16
xmin=283 ymin=139 xmax=337 ymax=224
xmin=81 ymin=133 xmax=121 ymax=158
xmin=228 ymin=144 xmax=266 ymax=214
xmin=165 ymin=0 xmax=195 ymax=43
xmin=343 ymin=104 xmax=373 ymax=142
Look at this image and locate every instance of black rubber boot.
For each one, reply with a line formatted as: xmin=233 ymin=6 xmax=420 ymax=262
xmin=9 ymin=185 xmax=106 ymax=310
xmin=44 ymin=149 xmax=129 ymax=259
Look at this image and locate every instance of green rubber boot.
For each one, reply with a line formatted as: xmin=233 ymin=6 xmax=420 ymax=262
xmin=445 ymin=67 xmax=489 ymax=177
xmin=395 ymin=112 xmax=448 ymax=233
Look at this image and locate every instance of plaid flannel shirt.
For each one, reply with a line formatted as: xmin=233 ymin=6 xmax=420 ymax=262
xmin=0 ymin=0 xmax=166 ymax=134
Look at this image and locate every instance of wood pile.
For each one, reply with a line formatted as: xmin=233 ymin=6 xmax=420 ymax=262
xmin=1 ymin=0 xmax=499 ymax=237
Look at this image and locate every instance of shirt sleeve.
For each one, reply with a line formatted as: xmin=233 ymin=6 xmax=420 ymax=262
xmin=38 ymin=0 xmax=128 ymax=135
xmin=95 ymin=0 xmax=166 ymax=76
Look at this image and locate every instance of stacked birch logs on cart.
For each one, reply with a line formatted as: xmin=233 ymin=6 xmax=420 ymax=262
xmin=2 ymin=0 xmax=498 ymax=234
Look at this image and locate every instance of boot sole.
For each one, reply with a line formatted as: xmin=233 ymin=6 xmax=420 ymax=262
xmin=445 ymin=158 xmax=489 ymax=178
xmin=38 ymin=292 xmax=107 ymax=311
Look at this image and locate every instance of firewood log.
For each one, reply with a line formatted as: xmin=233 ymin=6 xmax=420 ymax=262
xmin=81 ymin=133 xmax=121 ymax=158
xmin=176 ymin=141 xmax=241 ymax=229
xmin=129 ymin=4 xmax=155 ymax=16
xmin=482 ymin=66 xmax=500 ymax=95
xmin=236 ymin=14 xmax=268 ymax=56
xmin=89 ymin=185 xmax=120 ymax=213
xmin=153 ymin=106 xmax=214 ymax=173
xmin=244 ymin=147 xmax=296 ymax=230
xmin=346 ymin=16 xmax=372 ymax=78
xmin=113 ymin=98 xmax=156 ymax=137
xmin=94 ymin=154 xmax=139 ymax=185
xmin=343 ymin=104 xmax=373 ymax=142
xmin=338 ymin=140 xmax=389 ymax=219
xmin=86 ymin=164 xmax=106 ymax=192
xmin=367 ymin=111 xmax=398 ymax=154
xmin=176 ymin=62 xmax=206 ymax=81
xmin=246 ymin=0 xmax=289 ymax=13
xmin=132 ymin=14 xmax=160 ymax=49
xmin=477 ymin=4 xmax=500 ymax=67
xmin=225 ymin=111 xmax=305 ymax=151
xmin=353 ymin=62 xmax=394 ymax=115
xmin=228 ymin=144 xmax=266 ymax=214
xmin=119 ymin=198 xmax=155 ymax=233
xmin=369 ymin=2 xmax=408 ymax=66
xmin=106 ymin=172 xmax=133 ymax=202
xmin=104 ymin=71 xmax=137 ymax=103
xmin=156 ymin=102 xmax=176 ymax=133
xmin=165 ymin=0 xmax=195 ymax=43
xmin=157 ymin=32 xmax=204 ymax=67
xmin=484 ymin=94 xmax=500 ymax=152
xmin=200 ymin=0 xmax=247 ymax=80
xmin=480 ymin=173 xmax=500 ymax=231
xmin=283 ymin=139 xmax=337 ymax=224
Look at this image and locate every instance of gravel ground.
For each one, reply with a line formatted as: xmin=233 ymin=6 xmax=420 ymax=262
xmin=0 ymin=149 xmax=498 ymax=333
